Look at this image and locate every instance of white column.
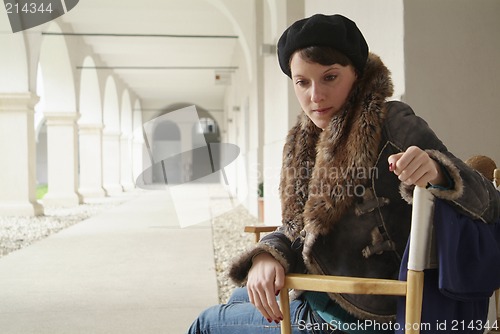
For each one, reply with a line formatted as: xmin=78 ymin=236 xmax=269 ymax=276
xmin=262 ymin=0 xmax=305 ymax=224
xmin=120 ymin=133 xmax=134 ymax=190
xmin=132 ymin=129 xmax=144 ymax=186
xmin=43 ymin=112 xmax=82 ymax=207
xmin=0 ymin=93 xmax=44 ymax=216
xmin=102 ymin=131 xmax=123 ymax=194
xmin=78 ymin=124 xmax=106 ymax=199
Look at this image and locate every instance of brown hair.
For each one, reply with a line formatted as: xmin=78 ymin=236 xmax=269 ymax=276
xmin=290 ymin=46 xmax=354 ymax=72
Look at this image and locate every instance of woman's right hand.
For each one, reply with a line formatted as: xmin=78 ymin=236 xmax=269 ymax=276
xmin=247 ymin=252 xmax=285 ymax=323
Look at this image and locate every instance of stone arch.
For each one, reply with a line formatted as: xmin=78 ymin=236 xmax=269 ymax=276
xmin=0 ymin=16 xmax=42 ymax=215
xmin=35 ymin=63 xmax=48 ymax=186
xmin=132 ymin=100 xmax=144 ymax=184
xmin=120 ymin=89 xmax=134 ymax=189
xmin=103 ymin=76 xmax=120 ymax=133
xmin=121 ymin=90 xmax=132 ymax=136
xmin=203 ymin=0 xmax=253 ymax=81
xmin=102 ymin=76 xmax=122 ymax=194
xmin=132 ymin=100 xmax=143 ymax=132
xmin=157 ymin=102 xmax=222 ymax=184
xmin=265 ymin=0 xmax=279 ymax=40
xmin=78 ymin=56 xmax=106 ymax=198
xmin=191 ymin=107 xmax=221 ymax=183
xmin=39 ymin=22 xmax=76 ymax=113
xmin=38 ymin=21 xmax=81 ymax=207
xmin=79 ymin=56 xmax=102 ymax=124
xmin=34 ymin=63 xmax=46 ymax=139
xmin=152 ymin=120 xmax=182 ymax=184
xmin=0 ymin=15 xmax=29 ymax=92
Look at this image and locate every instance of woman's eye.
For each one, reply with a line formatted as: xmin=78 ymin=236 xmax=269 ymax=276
xmin=295 ymin=80 xmax=308 ymax=86
xmin=325 ymin=75 xmax=337 ymax=81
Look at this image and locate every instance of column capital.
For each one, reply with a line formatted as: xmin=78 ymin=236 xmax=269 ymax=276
xmin=79 ymin=123 xmax=104 ymax=134
xmin=103 ymin=130 xmax=122 ymax=138
xmin=0 ymin=92 xmax=39 ymax=112
xmin=44 ymin=112 xmax=81 ymax=126
xmin=120 ymin=132 xmax=133 ymax=140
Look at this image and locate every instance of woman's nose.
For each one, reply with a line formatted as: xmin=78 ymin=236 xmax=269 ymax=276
xmin=310 ymin=83 xmax=325 ymax=103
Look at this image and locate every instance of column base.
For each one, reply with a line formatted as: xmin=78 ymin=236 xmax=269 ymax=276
xmin=103 ymin=184 xmax=124 ymax=195
xmin=79 ymin=187 xmax=107 ymax=200
xmin=121 ymin=182 xmax=135 ymax=191
xmin=42 ymin=192 xmax=82 ymax=208
xmin=0 ymin=201 xmax=44 ymax=216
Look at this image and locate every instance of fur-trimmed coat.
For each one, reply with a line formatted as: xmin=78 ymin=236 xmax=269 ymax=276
xmin=229 ymin=54 xmax=500 ymax=321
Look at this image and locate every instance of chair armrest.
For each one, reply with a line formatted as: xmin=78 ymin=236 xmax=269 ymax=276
xmin=244 ymin=224 xmax=278 ymax=243
xmin=283 ymin=273 xmax=407 ymax=296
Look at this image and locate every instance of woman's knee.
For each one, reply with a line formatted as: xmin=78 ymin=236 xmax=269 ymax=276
xmin=187 ymin=304 xmax=221 ymax=334
xmin=227 ymin=287 xmax=250 ymax=304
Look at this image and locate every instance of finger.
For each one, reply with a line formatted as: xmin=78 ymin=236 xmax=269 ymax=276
xmin=255 ymin=285 xmax=277 ymax=321
xmin=251 ymin=287 xmax=273 ymax=322
xmin=273 ymin=266 xmax=285 ymax=319
xmin=265 ymin=290 xmax=283 ymax=322
xmin=413 ymin=159 xmax=440 ymax=187
xmin=247 ymin=284 xmax=255 ymax=305
xmin=248 ymin=281 xmax=272 ymax=322
xmin=413 ymin=171 xmax=433 ymax=188
xmin=393 ymin=146 xmax=426 ymax=177
xmin=274 ymin=266 xmax=285 ymax=295
xmin=394 ymin=152 xmax=417 ymax=174
xmin=401 ymin=163 xmax=428 ymax=186
xmin=266 ymin=289 xmax=283 ymax=323
xmin=266 ymin=266 xmax=285 ymax=321
xmin=397 ymin=154 xmax=424 ymax=183
xmin=388 ymin=153 xmax=404 ymax=173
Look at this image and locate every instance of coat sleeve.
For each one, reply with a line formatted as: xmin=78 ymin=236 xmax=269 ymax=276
xmin=384 ymin=101 xmax=500 ymax=223
xmin=228 ymin=229 xmax=299 ymax=286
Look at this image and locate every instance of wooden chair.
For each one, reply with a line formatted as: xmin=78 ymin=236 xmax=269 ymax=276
xmin=244 ymin=224 xmax=279 ymax=243
xmin=279 ymin=186 xmax=434 ymax=334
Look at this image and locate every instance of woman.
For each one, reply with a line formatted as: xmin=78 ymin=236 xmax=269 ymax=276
xmin=188 ymin=14 xmax=500 ymax=334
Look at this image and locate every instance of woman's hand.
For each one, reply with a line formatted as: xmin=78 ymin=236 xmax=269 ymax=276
xmin=247 ymin=252 xmax=285 ymax=323
xmin=388 ymin=146 xmax=446 ymax=188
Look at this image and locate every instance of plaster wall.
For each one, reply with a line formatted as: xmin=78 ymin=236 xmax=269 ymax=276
xmin=305 ymin=0 xmax=405 ymax=100
xmin=404 ymin=0 xmax=500 ymax=164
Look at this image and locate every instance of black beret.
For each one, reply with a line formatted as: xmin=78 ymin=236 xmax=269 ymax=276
xmin=277 ymin=14 xmax=369 ymax=78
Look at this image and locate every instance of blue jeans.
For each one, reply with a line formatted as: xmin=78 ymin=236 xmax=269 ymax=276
xmin=187 ymin=287 xmax=339 ymax=334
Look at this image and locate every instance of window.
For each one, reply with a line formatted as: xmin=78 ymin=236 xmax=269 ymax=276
xmin=198 ymin=117 xmax=217 ymax=134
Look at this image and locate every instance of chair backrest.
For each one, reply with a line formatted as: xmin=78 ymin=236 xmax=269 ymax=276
xmin=279 ymin=186 xmax=434 ymax=334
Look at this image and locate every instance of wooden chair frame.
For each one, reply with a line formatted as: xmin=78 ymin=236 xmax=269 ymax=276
xmin=279 ymin=186 xmax=434 ymax=334
xmin=244 ymin=224 xmax=278 ymax=243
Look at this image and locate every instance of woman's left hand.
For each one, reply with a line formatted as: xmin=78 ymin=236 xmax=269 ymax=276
xmin=388 ymin=146 xmax=446 ymax=188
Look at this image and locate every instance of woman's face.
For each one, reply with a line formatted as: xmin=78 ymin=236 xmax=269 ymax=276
xmin=290 ymin=52 xmax=357 ymax=130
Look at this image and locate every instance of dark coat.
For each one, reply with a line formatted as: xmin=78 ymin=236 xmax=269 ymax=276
xmin=396 ymin=198 xmax=500 ymax=333
xmin=229 ymin=53 xmax=500 ymax=322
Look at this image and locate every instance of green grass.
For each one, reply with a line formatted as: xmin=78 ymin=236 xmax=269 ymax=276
xmin=36 ymin=184 xmax=48 ymax=200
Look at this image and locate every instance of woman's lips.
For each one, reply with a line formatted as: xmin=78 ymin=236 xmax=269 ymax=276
xmin=313 ymin=107 xmax=331 ymax=114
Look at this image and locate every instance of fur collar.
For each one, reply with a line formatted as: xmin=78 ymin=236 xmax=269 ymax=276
xmin=279 ymin=53 xmax=394 ymax=257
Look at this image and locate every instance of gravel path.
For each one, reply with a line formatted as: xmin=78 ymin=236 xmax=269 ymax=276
xmin=0 ymin=193 xmax=137 ymax=258
xmin=211 ymin=205 xmax=257 ymax=303
xmin=0 ymin=191 xmax=262 ymax=304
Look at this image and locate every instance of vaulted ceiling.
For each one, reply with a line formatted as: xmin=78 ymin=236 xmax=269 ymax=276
xmin=58 ymin=0 xmax=244 ymax=113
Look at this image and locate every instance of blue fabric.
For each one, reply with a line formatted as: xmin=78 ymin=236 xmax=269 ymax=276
xmin=187 ymin=287 xmax=336 ymax=334
xmin=304 ymin=291 xmax=392 ymax=334
xmin=433 ymin=199 xmax=500 ymax=300
xmin=396 ymin=199 xmax=500 ymax=334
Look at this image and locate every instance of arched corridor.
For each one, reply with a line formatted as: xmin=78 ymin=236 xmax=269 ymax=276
xmin=0 ymin=1 xmax=500 ymax=331
xmin=1 ymin=0 xmax=499 ymax=227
